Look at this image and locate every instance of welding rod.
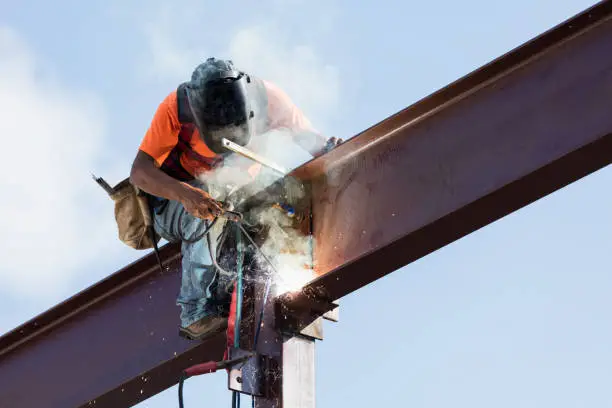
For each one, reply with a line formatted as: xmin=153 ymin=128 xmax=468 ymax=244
xmin=222 ymin=138 xmax=287 ymax=175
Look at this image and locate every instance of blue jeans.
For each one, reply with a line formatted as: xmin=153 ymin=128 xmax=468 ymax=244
xmin=151 ymin=181 xmax=226 ymax=328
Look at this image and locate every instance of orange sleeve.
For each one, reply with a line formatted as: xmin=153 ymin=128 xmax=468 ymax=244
xmin=262 ymin=80 xmax=327 ymax=153
xmin=263 ymin=80 xmax=316 ymax=132
xmin=139 ymin=91 xmax=182 ymax=166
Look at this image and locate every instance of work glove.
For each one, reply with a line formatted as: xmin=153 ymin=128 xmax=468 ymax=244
xmin=313 ymin=137 xmax=343 ymax=158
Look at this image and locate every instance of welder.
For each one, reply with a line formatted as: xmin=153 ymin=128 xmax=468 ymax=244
xmin=128 ymin=57 xmax=342 ymax=340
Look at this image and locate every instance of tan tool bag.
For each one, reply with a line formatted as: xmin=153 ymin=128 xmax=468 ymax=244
xmin=94 ymin=176 xmax=160 ymax=250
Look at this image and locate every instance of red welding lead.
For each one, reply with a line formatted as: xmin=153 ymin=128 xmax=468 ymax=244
xmin=184 ymin=361 xmax=218 ymax=376
xmin=183 ymin=354 xmax=253 ymax=377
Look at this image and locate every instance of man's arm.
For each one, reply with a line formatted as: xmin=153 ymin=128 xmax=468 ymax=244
xmin=263 ymin=80 xmax=340 ymax=156
xmin=130 ymin=90 xmax=222 ymax=220
xmin=130 ymin=150 xmax=222 ymax=220
xmin=130 ymin=150 xmax=193 ymax=202
xmin=291 ymin=129 xmax=330 ymax=157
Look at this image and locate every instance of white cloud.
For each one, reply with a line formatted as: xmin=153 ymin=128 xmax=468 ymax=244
xmin=140 ymin=3 xmax=340 ymax=132
xmin=0 ymin=27 xmax=123 ymax=299
xmin=227 ymin=24 xmax=340 ymax=131
xmin=141 ymin=4 xmax=208 ymax=84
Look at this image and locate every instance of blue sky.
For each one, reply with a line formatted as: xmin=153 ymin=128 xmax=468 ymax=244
xmin=1 ymin=0 xmax=611 ymax=407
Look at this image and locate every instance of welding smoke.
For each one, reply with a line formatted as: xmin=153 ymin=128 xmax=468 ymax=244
xmin=198 ymin=128 xmax=317 ymax=294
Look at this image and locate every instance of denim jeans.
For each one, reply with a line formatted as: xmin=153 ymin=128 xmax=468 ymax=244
xmin=151 ymin=181 xmax=227 ymax=328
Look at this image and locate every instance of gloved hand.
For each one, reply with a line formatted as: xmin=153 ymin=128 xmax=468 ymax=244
xmin=313 ymin=136 xmax=343 ymax=157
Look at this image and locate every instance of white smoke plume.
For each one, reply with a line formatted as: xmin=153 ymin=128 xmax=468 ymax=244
xmin=197 ymin=128 xmax=317 ymax=296
xmin=255 ymin=206 xmax=315 ymax=295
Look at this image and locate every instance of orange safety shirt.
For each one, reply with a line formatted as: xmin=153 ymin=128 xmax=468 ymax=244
xmin=139 ymin=80 xmax=318 ymax=178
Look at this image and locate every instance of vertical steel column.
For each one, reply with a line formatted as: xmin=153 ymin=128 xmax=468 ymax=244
xmin=251 ymin=285 xmax=317 ymax=408
xmin=281 ymin=335 xmax=316 ymax=408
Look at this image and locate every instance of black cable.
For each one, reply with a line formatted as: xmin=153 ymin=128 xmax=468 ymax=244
xmin=238 ymin=224 xmax=280 ymax=276
xmin=206 ymin=220 xmax=234 ymax=279
xmin=235 ymin=224 xmax=274 ymax=349
xmin=179 ymin=215 xmax=219 ymax=244
xmin=178 ymin=372 xmax=189 ymax=408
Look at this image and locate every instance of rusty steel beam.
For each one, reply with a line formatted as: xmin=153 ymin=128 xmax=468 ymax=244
xmin=0 ymin=242 xmax=226 ymax=408
xmin=2 ymin=2 xmax=612 ymax=407
xmin=291 ymin=0 xmax=612 ymax=303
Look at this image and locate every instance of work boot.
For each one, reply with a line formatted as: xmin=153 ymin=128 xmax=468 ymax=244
xmin=179 ymin=315 xmax=228 ymax=341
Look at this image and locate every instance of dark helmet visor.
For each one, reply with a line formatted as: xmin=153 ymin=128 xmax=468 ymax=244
xmin=188 ymin=71 xmax=254 ymax=153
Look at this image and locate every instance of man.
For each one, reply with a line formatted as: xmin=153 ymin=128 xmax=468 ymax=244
xmin=130 ymin=57 xmax=340 ymax=341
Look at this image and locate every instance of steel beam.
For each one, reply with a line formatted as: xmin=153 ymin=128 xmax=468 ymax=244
xmin=1 ymin=1 xmax=612 ymax=407
xmin=290 ymin=0 xmax=612 ymax=304
xmin=0 ymin=243 xmax=226 ymax=407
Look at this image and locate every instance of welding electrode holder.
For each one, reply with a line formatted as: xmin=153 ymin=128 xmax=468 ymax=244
xmin=215 ymin=199 xmax=243 ymax=223
xmin=220 ymin=209 xmax=243 ymax=223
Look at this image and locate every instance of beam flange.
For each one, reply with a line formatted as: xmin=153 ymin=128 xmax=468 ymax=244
xmin=294 ymin=0 xmax=612 ymax=302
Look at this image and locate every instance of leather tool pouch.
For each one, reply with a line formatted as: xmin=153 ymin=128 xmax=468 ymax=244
xmin=95 ymin=176 xmax=161 ymax=250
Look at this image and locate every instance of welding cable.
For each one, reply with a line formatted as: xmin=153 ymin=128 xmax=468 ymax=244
xmin=228 ymin=224 xmax=272 ymax=408
xmin=178 ymin=355 xmax=252 ymax=407
xmin=207 ymin=218 xmax=276 ymax=332
xmin=237 ymin=224 xmax=280 ymax=276
xmin=225 ymin=222 xmax=273 ymax=408
xmin=232 ymin=228 xmax=245 ymax=408
xmin=176 ymin=214 xmax=253 ymax=408
xmin=206 ymin=222 xmax=235 ymax=279
xmin=234 ymin=228 xmax=245 ymax=348
xmin=178 ymin=214 xmax=219 ymax=244
xmin=178 ymin=215 xmax=278 ymax=408
xmin=235 ymin=223 xmax=275 ymax=349
xmin=178 ymin=371 xmax=189 ymax=408
xmin=178 ymin=361 xmax=224 ymax=408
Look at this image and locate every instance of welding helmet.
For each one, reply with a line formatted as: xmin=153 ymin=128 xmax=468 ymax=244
xmin=185 ymin=58 xmax=255 ymax=154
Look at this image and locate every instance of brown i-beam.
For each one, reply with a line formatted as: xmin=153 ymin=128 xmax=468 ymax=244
xmin=1 ymin=1 xmax=612 ymax=406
